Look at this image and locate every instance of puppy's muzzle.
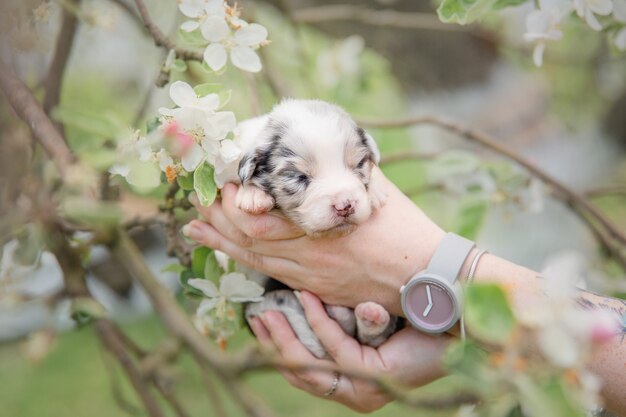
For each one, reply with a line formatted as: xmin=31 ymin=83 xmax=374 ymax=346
xmin=333 ymin=200 xmax=356 ymax=218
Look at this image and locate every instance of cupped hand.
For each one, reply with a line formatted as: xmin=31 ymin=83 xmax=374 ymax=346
xmin=248 ymin=291 xmax=451 ymax=412
xmin=183 ymin=172 xmax=445 ymax=315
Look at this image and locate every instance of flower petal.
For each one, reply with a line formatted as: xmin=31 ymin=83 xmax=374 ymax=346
xmin=197 ymin=298 xmax=220 ymax=316
xmin=169 ymin=81 xmax=196 ymax=108
xmin=230 ymin=46 xmax=262 ymax=73
xmin=219 ymin=273 xmax=264 ymax=301
xmin=179 ymin=0 xmax=205 ymax=18
xmin=188 ymin=278 xmax=220 ymax=297
xmin=157 ymin=149 xmax=174 ymax=172
xmin=200 ymin=16 xmax=230 ymax=42
xmin=181 ymin=143 xmax=206 ymax=172
xmin=219 ymin=139 xmax=241 ymax=163
xmin=204 ymin=43 xmax=228 ymax=72
xmin=181 ymin=20 xmax=201 ymax=32
xmin=533 ymin=42 xmax=546 ymax=67
xmin=585 ymin=8 xmax=603 ymax=31
xmin=234 ymin=23 xmax=268 ymax=46
xmin=204 ymin=0 xmax=226 ymax=17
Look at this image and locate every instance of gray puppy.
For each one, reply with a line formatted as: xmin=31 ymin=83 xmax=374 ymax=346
xmin=228 ymin=99 xmax=398 ymax=359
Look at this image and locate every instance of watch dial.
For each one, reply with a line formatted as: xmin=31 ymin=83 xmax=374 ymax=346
xmin=407 ymin=282 xmax=455 ymax=331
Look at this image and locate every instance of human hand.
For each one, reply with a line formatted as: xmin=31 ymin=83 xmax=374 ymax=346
xmin=184 ymin=171 xmax=445 ymax=316
xmin=248 ymin=291 xmax=451 ymax=412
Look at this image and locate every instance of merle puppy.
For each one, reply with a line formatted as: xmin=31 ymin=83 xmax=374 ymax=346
xmin=228 ymin=99 xmax=399 ymax=359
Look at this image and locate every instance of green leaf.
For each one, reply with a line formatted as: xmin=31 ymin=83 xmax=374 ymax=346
xmin=171 ymin=59 xmax=188 ymax=72
xmin=78 ymin=148 xmax=118 ymax=170
xmin=193 ymin=163 xmax=217 ymax=206
xmin=493 ymin=0 xmax=527 ymax=9
xmin=146 ymin=117 xmax=161 ymax=134
xmin=516 ymin=376 xmax=586 ymax=417
xmin=442 ymin=340 xmax=489 ymax=380
xmin=204 ymin=250 xmax=223 ymax=283
xmin=192 ymin=246 xmax=211 ymax=278
xmin=70 ymin=297 xmax=106 ymax=326
xmin=193 ymin=83 xmax=232 ymax=108
xmin=52 ymin=107 xmax=123 ymax=139
xmin=455 ymin=197 xmax=488 ymax=240
xmin=465 ymin=283 xmax=515 ymax=344
xmin=437 ymin=0 xmax=499 ymax=25
xmin=177 ymin=173 xmax=194 ymax=190
xmin=178 ymin=28 xmax=208 ymax=46
xmin=161 ymin=263 xmax=188 ymax=274
xmin=179 ymin=269 xmax=204 ymax=298
xmin=428 ymin=150 xmax=480 ymax=182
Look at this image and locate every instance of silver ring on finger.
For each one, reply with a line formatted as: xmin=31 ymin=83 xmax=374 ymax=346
xmin=323 ymin=371 xmax=341 ymax=397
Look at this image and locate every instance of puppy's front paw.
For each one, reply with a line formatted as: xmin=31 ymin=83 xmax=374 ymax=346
xmin=355 ymin=301 xmax=396 ymax=348
xmin=236 ymin=185 xmax=275 ymax=214
xmin=355 ymin=302 xmax=390 ymax=333
xmin=368 ymin=166 xmax=388 ymax=210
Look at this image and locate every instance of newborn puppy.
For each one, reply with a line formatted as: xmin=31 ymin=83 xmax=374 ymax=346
xmin=231 ymin=99 xmax=398 ymax=358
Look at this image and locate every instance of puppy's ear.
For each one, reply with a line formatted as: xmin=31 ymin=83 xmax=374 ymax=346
xmin=357 ymin=127 xmax=381 ymax=165
xmin=237 ymin=143 xmax=272 ymax=184
xmin=238 ymin=151 xmax=257 ymax=184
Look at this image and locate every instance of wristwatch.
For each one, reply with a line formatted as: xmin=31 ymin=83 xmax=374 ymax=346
xmin=400 ymin=233 xmax=475 ymax=334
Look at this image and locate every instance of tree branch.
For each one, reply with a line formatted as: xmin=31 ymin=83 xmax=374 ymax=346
xmin=110 ymin=231 xmax=279 ymax=417
xmin=43 ymin=0 xmax=81 ymax=138
xmin=292 ymin=5 xmax=467 ymax=32
xmin=0 ymin=61 xmax=75 ymax=176
xmin=133 ymin=0 xmax=203 ymax=61
xmin=95 ymin=319 xmax=167 ymax=417
xmin=359 ymin=115 xmax=626 ymax=269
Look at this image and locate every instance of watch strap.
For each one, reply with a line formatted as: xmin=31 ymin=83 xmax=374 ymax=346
xmin=426 ymin=233 xmax=475 ymax=285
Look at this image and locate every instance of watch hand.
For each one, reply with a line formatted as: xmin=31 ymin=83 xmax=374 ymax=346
xmin=423 ymin=285 xmax=433 ymax=317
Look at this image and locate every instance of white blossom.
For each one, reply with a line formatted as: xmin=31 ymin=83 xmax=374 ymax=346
xmin=202 ymin=22 xmax=268 ymax=73
xmin=189 ymin=273 xmax=264 ymax=315
xmin=573 ymin=0 xmax=613 ymax=31
xmin=524 ymin=1 xmax=570 ymax=67
xmin=155 ymin=81 xmax=237 ymax=177
xmin=178 ymin=0 xmax=226 ymax=32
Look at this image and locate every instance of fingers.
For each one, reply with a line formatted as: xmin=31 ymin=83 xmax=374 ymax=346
xmin=260 ymin=311 xmax=346 ymax=397
xmin=182 ymin=220 xmax=301 ymax=277
xmin=298 ymin=291 xmax=362 ymax=365
xmin=220 ymin=183 xmax=304 ymax=240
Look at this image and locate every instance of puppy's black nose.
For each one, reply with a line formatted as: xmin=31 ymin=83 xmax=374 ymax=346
xmin=333 ymin=201 xmax=355 ymax=217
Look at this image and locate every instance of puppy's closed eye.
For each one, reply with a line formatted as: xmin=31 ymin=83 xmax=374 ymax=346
xmin=278 ymin=168 xmax=310 ymax=187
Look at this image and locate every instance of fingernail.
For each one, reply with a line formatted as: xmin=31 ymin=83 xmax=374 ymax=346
xmin=181 ymin=222 xmax=201 ymax=241
xmin=293 ymin=291 xmax=303 ymax=304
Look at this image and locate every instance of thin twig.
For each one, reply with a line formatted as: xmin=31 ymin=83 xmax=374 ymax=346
xmin=585 ymin=186 xmax=626 ymax=199
xmin=379 ymin=150 xmax=441 ymax=165
xmin=133 ymin=0 xmax=203 ymax=61
xmin=0 ymin=61 xmax=75 ymax=176
xmin=292 ymin=4 xmax=467 ymax=32
xmin=95 ymin=320 xmax=167 ymax=417
xmin=359 ymin=115 xmax=626 ymax=269
xmin=43 ymin=0 xmax=81 ymax=138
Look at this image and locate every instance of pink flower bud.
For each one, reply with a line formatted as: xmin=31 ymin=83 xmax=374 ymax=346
xmin=164 ymin=120 xmax=180 ymax=136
